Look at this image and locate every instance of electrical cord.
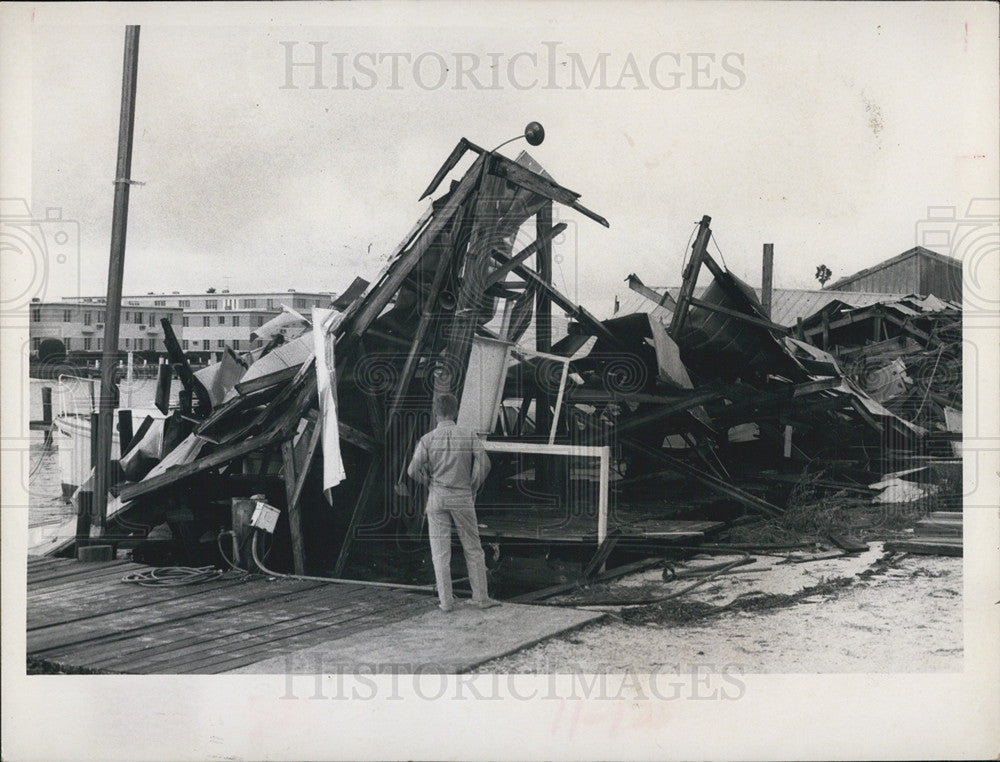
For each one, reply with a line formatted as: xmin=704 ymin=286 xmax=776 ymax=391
xmin=250 ymin=529 xmax=436 ymax=593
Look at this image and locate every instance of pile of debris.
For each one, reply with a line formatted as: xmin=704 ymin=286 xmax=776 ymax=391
xmin=62 ymin=134 xmax=956 ymax=580
xmin=796 ymin=294 xmax=962 ymax=453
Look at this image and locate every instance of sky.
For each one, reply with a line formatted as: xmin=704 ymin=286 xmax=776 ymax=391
xmin=11 ymin=2 xmax=1000 ymax=316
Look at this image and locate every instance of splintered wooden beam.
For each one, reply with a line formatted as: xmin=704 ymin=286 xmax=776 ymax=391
xmin=668 ymin=215 xmax=712 ymax=337
xmin=626 ymin=273 xmax=677 ymax=310
xmin=351 ymin=154 xmax=484 ymax=340
xmin=622 ymin=436 xmax=783 ymax=518
xmin=418 ymin=137 xmax=610 ymax=228
xmin=615 ymin=388 xmax=726 ymax=435
xmin=487 ymin=154 xmax=609 ymax=228
xmin=488 ymin=247 xmax=622 ymax=348
xmin=686 ymin=297 xmax=791 ymax=335
xmin=118 ymin=427 xmax=289 ymax=502
xmin=418 ymin=138 xmax=473 ymax=200
xmin=486 ymin=222 xmax=568 ymax=288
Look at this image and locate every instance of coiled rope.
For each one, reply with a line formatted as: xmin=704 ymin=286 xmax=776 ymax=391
xmin=121 ymin=566 xmax=225 ymax=586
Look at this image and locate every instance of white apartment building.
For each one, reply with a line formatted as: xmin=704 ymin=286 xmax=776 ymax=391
xmin=60 ymin=290 xmax=334 ymax=362
xmin=29 ymin=300 xmax=184 ymax=358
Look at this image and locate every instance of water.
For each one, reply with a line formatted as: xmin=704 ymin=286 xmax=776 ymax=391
xmin=28 ymin=378 xmax=177 ymax=528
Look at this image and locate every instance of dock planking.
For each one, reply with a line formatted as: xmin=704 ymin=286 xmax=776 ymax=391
xmin=26 ymin=556 xmax=600 ymax=674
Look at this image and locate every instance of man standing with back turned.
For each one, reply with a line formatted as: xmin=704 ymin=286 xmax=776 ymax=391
xmin=407 ymin=393 xmax=499 ymax=612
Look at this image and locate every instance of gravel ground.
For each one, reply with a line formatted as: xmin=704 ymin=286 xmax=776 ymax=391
xmin=475 ymin=544 xmax=962 ymax=673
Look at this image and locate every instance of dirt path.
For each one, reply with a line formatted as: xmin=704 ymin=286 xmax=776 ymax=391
xmin=477 ymin=544 xmax=962 ymax=673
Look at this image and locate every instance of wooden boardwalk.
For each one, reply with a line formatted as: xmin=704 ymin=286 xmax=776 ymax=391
xmin=26 ymin=557 xmax=603 ymax=674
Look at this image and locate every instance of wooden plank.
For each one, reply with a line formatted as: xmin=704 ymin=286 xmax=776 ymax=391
xmin=27 ymin=559 xmax=132 ymax=586
xmin=28 ymin=576 xmax=252 ymax=630
xmin=28 ymin=578 xmax=326 ymax=653
xmin=885 ymin=537 xmax=962 ymax=557
xmin=117 ymin=587 xmax=425 ymax=674
xmin=487 ymin=153 xmax=609 ymax=228
xmin=626 ymin=273 xmax=677 ymax=311
xmin=173 ymin=596 xmax=432 ymax=674
xmin=58 ymin=583 xmax=377 ymax=671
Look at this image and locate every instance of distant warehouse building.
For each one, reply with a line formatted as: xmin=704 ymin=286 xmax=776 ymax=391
xmin=824 ymin=246 xmax=961 ymax=302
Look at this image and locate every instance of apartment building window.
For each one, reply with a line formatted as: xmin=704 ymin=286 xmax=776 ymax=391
xmin=84 ymin=338 xmax=92 ymax=351
xmin=83 ymin=311 xmax=92 ymax=325
xmin=183 ymin=340 xmax=189 ymax=350
xmin=224 ymin=299 xmax=235 ymax=311
xmin=242 ymin=298 xmax=257 ymax=308
xmin=31 ymin=308 xmax=40 ymax=322
xmin=266 ymin=298 xmax=275 ymax=309
xmin=123 ymin=311 xmax=131 ymax=322
xmin=63 ymin=309 xmax=72 ymax=322
xmin=202 ymin=316 xmax=211 ymax=327
xmin=64 ymin=338 xmax=72 ymax=351
xmin=98 ymin=311 xmax=106 ymax=323
xmin=217 ymin=340 xmax=225 ymax=349
xmin=179 ymin=299 xmax=190 ymax=308
xmin=294 ymin=298 xmax=306 ymax=309
xmin=97 ymin=339 xmax=103 ymax=351
xmin=134 ymin=311 xmax=143 ymax=324
xmin=256 ymin=315 xmax=265 ymax=327
xmin=205 ymin=299 xmax=218 ymax=309
xmin=217 ymin=315 xmax=226 ymax=325
xmin=232 ymin=339 xmax=241 ymax=350
xmin=124 ymin=338 xmax=130 ymax=350
xmin=127 ymin=301 xmax=139 ymax=306
xmin=154 ymin=299 xmax=166 ymax=306
xmin=232 ymin=315 xmax=240 ymax=327
xmin=182 ymin=316 xmax=190 ymax=327
xmin=32 ymin=337 xmax=40 ymax=351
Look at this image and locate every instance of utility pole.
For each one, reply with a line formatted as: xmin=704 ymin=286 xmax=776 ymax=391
xmin=93 ymin=25 xmax=140 ymax=535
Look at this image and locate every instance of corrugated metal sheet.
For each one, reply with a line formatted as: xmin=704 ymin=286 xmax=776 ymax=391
xmin=613 ymin=286 xmax=909 ymax=327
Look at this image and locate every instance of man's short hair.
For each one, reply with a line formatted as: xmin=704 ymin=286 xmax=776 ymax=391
xmin=434 ymin=393 xmax=459 ymax=420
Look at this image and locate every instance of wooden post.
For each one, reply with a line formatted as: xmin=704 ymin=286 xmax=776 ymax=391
xmin=668 ymin=215 xmax=712 ymax=338
xmin=41 ymin=387 xmax=53 ymax=445
xmin=281 ymin=440 xmax=307 ymax=575
xmin=41 ymin=387 xmax=53 ymax=426
xmin=93 ymin=25 xmax=140 ymax=534
xmin=117 ymin=410 xmax=133 ymax=459
xmin=761 ymin=243 xmax=774 ymax=319
xmin=821 ymin=311 xmax=830 ymax=350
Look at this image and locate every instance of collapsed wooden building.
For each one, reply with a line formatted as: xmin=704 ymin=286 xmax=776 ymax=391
xmin=65 ymin=134 xmax=947 ymax=586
